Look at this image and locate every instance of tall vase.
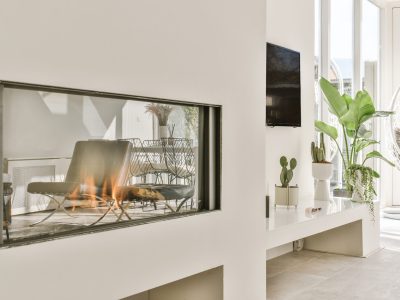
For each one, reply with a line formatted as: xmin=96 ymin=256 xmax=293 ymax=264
xmin=312 ymin=163 xmax=333 ymax=201
xmin=159 ymin=125 xmax=169 ymax=139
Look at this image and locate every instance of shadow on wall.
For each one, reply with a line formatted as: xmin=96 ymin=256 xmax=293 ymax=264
xmin=122 ymin=266 xmax=223 ymax=300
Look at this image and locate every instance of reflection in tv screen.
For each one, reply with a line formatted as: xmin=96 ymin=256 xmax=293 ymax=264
xmin=266 ymin=43 xmax=301 ymax=127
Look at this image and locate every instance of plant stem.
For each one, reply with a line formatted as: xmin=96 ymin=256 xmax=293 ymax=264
xmin=334 ymin=139 xmax=347 ymax=170
xmin=342 ymin=125 xmax=350 ymax=166
xmin=350 ymin=127 xmax=360 ymax=165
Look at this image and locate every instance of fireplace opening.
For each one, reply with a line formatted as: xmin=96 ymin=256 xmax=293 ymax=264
xmin=0 ymin=81 xmax=221 ymax=245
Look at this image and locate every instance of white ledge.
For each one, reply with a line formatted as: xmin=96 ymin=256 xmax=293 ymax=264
xmin=266 ymin=197 xmax=380 ymax=257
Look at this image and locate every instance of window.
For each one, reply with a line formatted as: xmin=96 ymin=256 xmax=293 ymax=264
xmin=315 ymin=0 xmax=382 ymax=189
xmin=0 ymin=81 xmax=221 ymax=245
xmin=362 ymin=0 xmax=380 ymax=98
xmin=361 ymin=0 xmax=380 ymax=181
xmin=330 ymin=0 xmax=354 ymax=96
xmin=314 ymin=0 xmax=322 ymax=122
xmin=329 ymin=0 xmax=354 ymax=188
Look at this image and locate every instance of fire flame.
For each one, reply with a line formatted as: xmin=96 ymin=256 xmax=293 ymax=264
xmin=68 ymin=174 xmax=122 ymax=211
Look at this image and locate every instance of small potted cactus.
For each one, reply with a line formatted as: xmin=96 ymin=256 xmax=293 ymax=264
xmin=311 ymin=132 xmax=333 ymax=201
xmin=275 ymin=156 xmax=299 ymax=207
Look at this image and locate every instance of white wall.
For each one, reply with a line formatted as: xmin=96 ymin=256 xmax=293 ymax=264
xmin=3 ymin=89 xmax=153 ymax=158
xmin=265 ymin=0 xmax=315 ymax=201
xmin=0 ymin=1 xmax=266 ymax=300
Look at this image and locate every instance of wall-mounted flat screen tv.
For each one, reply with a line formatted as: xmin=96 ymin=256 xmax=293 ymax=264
xmin=266 ymin=43 xmax=301 ymax=127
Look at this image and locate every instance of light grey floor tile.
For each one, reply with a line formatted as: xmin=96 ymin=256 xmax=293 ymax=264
xmin=267 ymin=218 xmax=400 ymax=300
xmin=267 ymin=271 xmax=326 ymax=300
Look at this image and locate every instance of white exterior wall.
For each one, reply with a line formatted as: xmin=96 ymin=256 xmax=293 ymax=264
xmin=0 ymin=1 xmax=266 ymax=299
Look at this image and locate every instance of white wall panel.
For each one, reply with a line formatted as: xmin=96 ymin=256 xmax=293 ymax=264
xmin=0 ymin=0 xmax=267 ymax=299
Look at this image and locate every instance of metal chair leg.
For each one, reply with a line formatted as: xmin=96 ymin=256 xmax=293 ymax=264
xmin=30 ymin=196 xmax=68 ymax=226
xmin=3 ymin=198 xmax=10 ymax=241
xmin=176 ymin=197 xmax=191 ymax=212
xmin=81 ymin=195 xmax=131 ymax=226
xmin=5 ymin=226 xmax=9 ymax=241
xmin=88 ymin=202 xmax=115 ymax=226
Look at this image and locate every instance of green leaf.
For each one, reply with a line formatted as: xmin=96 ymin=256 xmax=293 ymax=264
xmin=280 ymin=168 xmax=287 ymax=186
xmin=290 ymin=158 xmax=297 ymax=169
xmin=358 ymin=124 xmax=372 ymax=139
xmin=346 ymin=128 xmax=355 ymax=138
xmin=342 ymin=93 xmax=353 ymax=109
xmin=365 ymin=150 xmax=395 ymax=167
xmin=371 ymin=170 xmax=380 ymax=178
xmin=315 ymin=120 xmax=338 ymax=140
xmin=287 ymin=169 xmax=293 ymax=183
xmin=319 ymin=77 xmax=349 ymax=118
xmin=340 ymin=90 xmax=375 ymax=130
xmin=280 ymin=156 xmax=288 ymax=167
xmin=354 ymin=139 xmax=379 ymax=153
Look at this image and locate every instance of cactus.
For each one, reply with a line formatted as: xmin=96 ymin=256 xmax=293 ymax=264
xmin=311 ymin=132 xmax=328 ymax=163
xmin=280 ymin=156 xmax=297 ymax=187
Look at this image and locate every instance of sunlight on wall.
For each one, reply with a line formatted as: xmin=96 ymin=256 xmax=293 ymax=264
xmin=103 ymin=117 xmax=117 ymax=139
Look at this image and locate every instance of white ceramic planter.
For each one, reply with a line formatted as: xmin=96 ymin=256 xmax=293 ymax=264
xmin=312 ymin=163 xmax=333 ymax=201
xmin=159 ymin=125 xmax=169 ymax=138
xmin=275 ymin=185 xmax=299 ymax=207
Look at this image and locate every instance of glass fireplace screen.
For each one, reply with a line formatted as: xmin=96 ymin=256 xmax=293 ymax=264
xmin=0 ymin=81 xmax=221 ymax=246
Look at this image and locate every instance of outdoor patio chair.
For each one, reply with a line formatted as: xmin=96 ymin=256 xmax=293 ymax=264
xmin=27 ymin=140 xmax=132 ymax=226
xmin=161 ymin=138 xmax=196 ymax=185
xmin=141 ymin=139 xmax=169 ymax=184
xmin=119 ymin=138 xmax=153 ymax=184
xmin=116 ymin=137 xmax=196 ymax=212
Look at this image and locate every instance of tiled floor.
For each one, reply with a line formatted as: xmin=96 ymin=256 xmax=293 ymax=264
xmin=267 ymin=214 xmax=400 ymax=300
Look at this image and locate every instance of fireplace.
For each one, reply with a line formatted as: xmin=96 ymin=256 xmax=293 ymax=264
xmin=0 ymin=81 xmax=221 ymax=245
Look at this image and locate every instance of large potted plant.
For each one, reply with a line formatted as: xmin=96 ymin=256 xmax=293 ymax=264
xmin=311 ymin=132 xmax=333 ymax=201
xmin=275 ymin=156 xmax=299 ymax=207
xmin=315 ymin=77 xmax=394 ymax=204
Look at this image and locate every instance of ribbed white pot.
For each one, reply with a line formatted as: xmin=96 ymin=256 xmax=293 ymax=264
xmin=312 ymin=163 xmax=333 ymax=201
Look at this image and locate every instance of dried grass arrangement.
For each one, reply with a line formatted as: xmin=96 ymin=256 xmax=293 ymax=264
xmin=145 ymin=103 xmax=174 ymax=126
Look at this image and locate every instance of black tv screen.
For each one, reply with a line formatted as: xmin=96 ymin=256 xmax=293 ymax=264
xmin=266 ymin=43 xmax=301 ymax=127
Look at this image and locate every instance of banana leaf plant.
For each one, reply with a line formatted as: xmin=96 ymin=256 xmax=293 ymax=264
xmin=315 ymin=77 xmax=395 ymax=192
